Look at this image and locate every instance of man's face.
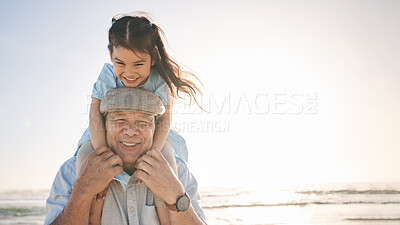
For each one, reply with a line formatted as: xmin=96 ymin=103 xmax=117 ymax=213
xmin=105 ymin=111 xmax=155 ymax=174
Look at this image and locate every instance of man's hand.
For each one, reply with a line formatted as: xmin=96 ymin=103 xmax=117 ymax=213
xmin=74 ymin=146 xmax=123 ymax=198
xmin=134 ymin=149 xmax=185 ymax=205
xmin=134 ymin=147 xmax=161 ymax=186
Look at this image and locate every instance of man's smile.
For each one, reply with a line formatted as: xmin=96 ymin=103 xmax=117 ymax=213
xmin=121 ymin=141 xmax=140 ymax=147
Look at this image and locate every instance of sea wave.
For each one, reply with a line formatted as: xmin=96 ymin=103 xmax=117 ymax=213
xmin=0 ymin=207 xmax=45 ymax=217
xmin=296 ymin=189 xmax=400 ymax=195
xmin=345 ymin=218 xmax=400 ymax=221
xmin=203 ymin=201 xmax=400 ymax=209
xmin=202 ymin=191 xmax=252 ymax=198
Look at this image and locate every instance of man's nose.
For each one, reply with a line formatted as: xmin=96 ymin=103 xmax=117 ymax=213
xmin=122 ymin=122 xmax=140 ymax=136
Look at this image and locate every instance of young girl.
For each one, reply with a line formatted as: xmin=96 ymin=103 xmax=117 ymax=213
xmin=75 ymin=12 xmax=201 ymax=225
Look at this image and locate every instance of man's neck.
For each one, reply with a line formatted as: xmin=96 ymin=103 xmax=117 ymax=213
xmin=123 ymin=163 xmax=135 ymax=176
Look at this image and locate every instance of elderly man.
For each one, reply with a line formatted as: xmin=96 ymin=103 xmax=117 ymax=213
xmin=45 ymin=88 xmax=206 ymax=225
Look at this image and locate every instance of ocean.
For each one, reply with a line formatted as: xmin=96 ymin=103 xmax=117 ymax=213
xmin=1 ymin=183 xmax=400 ymax=225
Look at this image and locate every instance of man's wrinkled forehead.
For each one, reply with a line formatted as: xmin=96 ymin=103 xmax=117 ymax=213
xmin=107 ymin=111 xmax=155 ymax=122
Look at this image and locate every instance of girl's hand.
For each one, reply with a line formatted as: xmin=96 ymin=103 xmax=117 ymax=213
xmin=135 ymin=179 xmax=143 ymax=185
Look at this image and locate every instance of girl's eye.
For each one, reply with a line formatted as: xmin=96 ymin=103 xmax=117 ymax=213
xmin=134 ymin=63 xmax=143 ymax=66
xmin=116 ymin=62 xmax=125 ymax=65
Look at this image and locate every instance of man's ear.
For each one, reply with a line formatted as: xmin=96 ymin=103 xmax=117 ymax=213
xmin=153 ymin=116 xmax=157 ymax=130
xmin=103 ymin=114 xmax=108 ymax=129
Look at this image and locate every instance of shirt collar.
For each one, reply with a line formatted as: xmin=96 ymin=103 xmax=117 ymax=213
xmin=113 ymin=171 xmax=135 ymax=192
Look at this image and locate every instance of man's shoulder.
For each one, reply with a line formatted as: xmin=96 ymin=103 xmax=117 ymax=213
xmin=175 ymin=156 xmax=198 ymax=187
xmin=175 ymin=156 xmax=207 ymax=224
xmin=60 ymin=156 xmax=77 ymax=171
xmin=55 ymin=156 xmax=77 ymax=183
xmin=175 ymin=157 xmax=188 ymax=172
xmin=44 ymin=157 xmax=77 ymax=225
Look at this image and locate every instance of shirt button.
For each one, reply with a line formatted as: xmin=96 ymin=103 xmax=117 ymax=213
xmin=130 ymin=207 xmax=135 ymax=212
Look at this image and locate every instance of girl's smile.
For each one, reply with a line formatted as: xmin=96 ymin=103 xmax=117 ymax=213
xmin=122 ymin=76 xmax=140 ymax=85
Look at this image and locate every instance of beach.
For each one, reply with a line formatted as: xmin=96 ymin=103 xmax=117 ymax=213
xmin=1 ymin=183 xmax=400 ymax=225
xmin=201 ymin=183 xmax=400 ymax=225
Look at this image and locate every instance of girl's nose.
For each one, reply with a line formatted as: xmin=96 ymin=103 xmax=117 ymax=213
xmin=124 ymin=66 xmax=136 ymax=75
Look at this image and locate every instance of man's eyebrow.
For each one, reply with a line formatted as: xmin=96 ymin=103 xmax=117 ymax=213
xmin=136 ymin=114 xmax=154 ymax=121
xmin=109 ymin=112 xmax=125 ymax=119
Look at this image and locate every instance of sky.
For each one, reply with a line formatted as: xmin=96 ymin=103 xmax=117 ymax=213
xmin=0 ymin=0 xmax=399 ymax=191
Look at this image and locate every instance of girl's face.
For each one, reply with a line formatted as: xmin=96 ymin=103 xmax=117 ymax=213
xmin=110 ymin=46 xmax=154 ymax=87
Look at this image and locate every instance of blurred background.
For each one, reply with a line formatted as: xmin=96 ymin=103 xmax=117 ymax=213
xmin=0 ymin=0 xmax=399 ymax=224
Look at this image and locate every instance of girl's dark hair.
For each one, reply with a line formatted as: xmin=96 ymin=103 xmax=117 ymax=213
xmin=108 ymin=13 xmax=202 ymax=105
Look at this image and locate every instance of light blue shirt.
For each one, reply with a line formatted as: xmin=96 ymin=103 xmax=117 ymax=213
xmin=92 ymin=63 xmax=170 ymax=105
xmin=44 ymin=156 xmax=207 ymax=225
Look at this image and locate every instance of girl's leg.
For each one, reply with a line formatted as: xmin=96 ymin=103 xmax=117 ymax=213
xmin=161 ymin=141 xmax=178 ymax=173
xmin=155 ymin=141 xmax=177 ymax=225
xmin=76 ymin=141 xmax=94 ymax=178
xmin=155 ymin=141 xmax=178 ymax=207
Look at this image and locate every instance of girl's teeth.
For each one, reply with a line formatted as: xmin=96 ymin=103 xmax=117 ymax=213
xmin=125 ymin=77 xmax=138 ymax=81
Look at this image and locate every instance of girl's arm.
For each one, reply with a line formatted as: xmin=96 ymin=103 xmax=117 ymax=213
xmin=87 ymin=97 xmax=107 ymax=224
xmin=88 ymin=196 xmax=105 ymax=225
xmin=151 ymin=105 xmax=172 ymax=152
xmin=153 ymin=105 xmax=174 ymax=225
xmin=89 ymin=98 xmax=107 ymax=149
